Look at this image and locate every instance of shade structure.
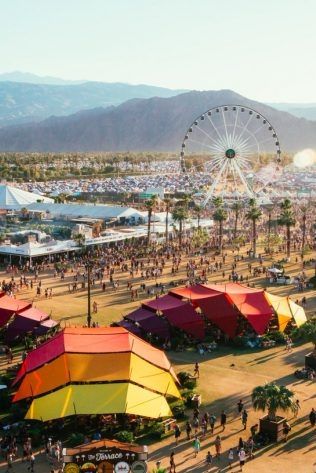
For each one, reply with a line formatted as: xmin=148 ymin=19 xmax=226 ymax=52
xmin=143 ymin=294 xmax=186 ymax=312
xmin=196 ymin=292 xmax=238 ymax=338
xmin=14 ymin=327 xmax=175 ymax=385
xmin=202 ymin=282 xmax=262 ymax=294
xmin=117 ymin=319 xmax=142 ymax=336
xmin=227 ymin=291 xmax=273 ymax=335
xmin=34 ymin=318 xmax=59 ymax=335
xmin=25 ymin=383 xmax=172 ymax=421
xmin=14 ymin=352 xmax=180 ymax=401
xmin=5 ymin=307 xmax=49 ymax=342
xmin=163 ymin=304 xmax=205 ymax=340
xmin=0 ymin=294 xmax=31 ymax=327
xmin=170 ymin=284 xmax=217 ymax=307
xmin=125 ymin=307 xmax=170 ymax=338
xmin=264 ymin=293 xmax=293 ymax=332
xmin=13 ymin=327 xmax=180 ymax=421
xmin=288 ymin=300 xmax=307 ymax=327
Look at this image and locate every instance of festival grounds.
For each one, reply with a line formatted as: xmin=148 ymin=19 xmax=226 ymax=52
xmin=1 ymin=243 xmax=316 ymax=473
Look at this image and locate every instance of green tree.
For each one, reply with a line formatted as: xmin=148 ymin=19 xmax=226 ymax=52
xmin=194 ymin=204 xmax=203 ymax=229
xmin=246 ymin=199 xmax=262 ymax=257
xmin=213 ymin=206 xmax=227 ymax=253
xmin=292 ymin=320 xmax=316 ymax=351
xmin=252 ymin=382 xmax=296 ymax=421
xmin=145 ymin=196 xmax=158 ymax=246
xmin=163 ymin=197 xmax=172 ymax=244
xmin=231 ymin=201 xmax=242 ymax=239
xmin=212 ymin=196 xmax=223 ymax=209
xmin=278 ymin=199 xmax=295 ymax=259
xmin=172 ymin=206 xmax=188 ymax=246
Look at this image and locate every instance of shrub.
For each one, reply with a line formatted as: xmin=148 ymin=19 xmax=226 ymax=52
xmin=177 ymin=371 xmax=191 ymax=385
xmin=146 ymin=422 xmax=165 ymax=440
xmin=68 ymin=433 xmax=85 ymax=447
xmin=182 ymin=390 xmax=195 ymax=408
xmin=28 ymin=428 xmax=43 ymax=447
xmin=184 ymin=380 xmax=196 ymax=390
xmin=171 ymin=400 xmax=185 ymax=420
xmin=268 ymin=331 xmax=286 ymax=343
xmin=114 ymin=430 xmax=134 ymax=443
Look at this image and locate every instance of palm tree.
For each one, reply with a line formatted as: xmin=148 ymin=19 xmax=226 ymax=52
xmin=278 ymin=199 xmax=295 ymax=259
xmin=194 ymin=204 xmax=203 ymax=229
xmin=145 ymin=196 xmax=157 ymax=246
xmin=213 ymin=206 xmax=227 ymax=254
xmin=252 ymin=382 xmax=296 ymax=422
xmin=163 ymin=197 xmax=172 ymax=244
xmin=231 ymin=201 xmax=242 ymax=239
xmin=212 ymin=196 xmax=223 ymax=209
xmin=265 ymin=203 xmax=275 ymax=254
xmin=299 ymin=202 xmax=309 ymax=251
xmin=246 ymin=200 xmax=262 ymax=257
xmin=172 ymin=206 xmax=188 ymax=246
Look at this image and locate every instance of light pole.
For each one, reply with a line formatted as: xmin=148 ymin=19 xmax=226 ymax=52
xmin=86 ymin=262 xmax=92 ymax=328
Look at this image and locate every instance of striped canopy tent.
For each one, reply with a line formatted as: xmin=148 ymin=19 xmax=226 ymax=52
xmin=13 ymin=327 xmax=180 ymax=421
xmin=264 ymin=293 xmax=307 ymax=332
xmin=143 ymin=294 xmax=205 ymax=340
xmin=0 ymin=294 xmax=31 ymax=327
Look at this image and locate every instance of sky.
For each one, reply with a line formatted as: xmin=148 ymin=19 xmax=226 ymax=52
xmin=1 ymin=0 xmax=316 ymax=102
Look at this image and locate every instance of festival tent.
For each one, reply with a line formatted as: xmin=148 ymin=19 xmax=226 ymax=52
xmin=264 ymin=293 xmax=294 ymax=332
xmin=0 ymin=294 xmax=31 ymax=327
xmin=25 ymin=384 xmax=172 ymax=421
xmin=5 ymin=307 xmax=49 ymax=341
xmin=264 ymin=293 xmax=307 ymax=331
xmin=125 ymin=307 xmax=170 ymax=338
xmin=288 ymin=299 xmax=307 ymax=327
xmin=226 ymin=291 xmax=273 ymax=335
xmin=170 ymin=284 xmax=218 ymax=306
xmin=13 ymin=327 xmax=180 ymax=421
xmin=196 ymin=292 xmax=239 ymax=338
xmin=117 ymin=319 xmax=142 ymax=336
xmin=143 ymin=295 xmax=205 ymax=340
xmin=33 ymin=318 xmax=59 ymax=336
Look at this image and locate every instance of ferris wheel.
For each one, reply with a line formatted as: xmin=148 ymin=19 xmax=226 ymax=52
xmin=180 ymin=105 xmax=282 ymax=206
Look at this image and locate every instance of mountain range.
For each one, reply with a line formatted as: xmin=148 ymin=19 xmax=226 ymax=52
xmin=0 ymin=78 xmax=186 ymax=127
xmin=0 ymin=89 xmax=315 ymax=152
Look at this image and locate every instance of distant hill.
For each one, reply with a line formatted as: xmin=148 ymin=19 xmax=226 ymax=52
xmin=0 ymin=71 xmax=85 ymax=85
xmin=269 ymin=103 xmax=316 ymax=120
xmin=0 ymin=89 xmax=315 ymax=152
xmin=0 ymin=80 xmax=186 ymax=127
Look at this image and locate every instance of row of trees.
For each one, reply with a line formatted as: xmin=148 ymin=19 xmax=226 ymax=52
xmin=144 ymin=194 xmax=309 ymax=258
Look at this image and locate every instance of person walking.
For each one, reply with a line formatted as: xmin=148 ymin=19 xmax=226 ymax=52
xmin=228 ymin=448 xmax=234 ymax=469
xmin=220 ymin=410 xmax=227 ymax=431
xmin=169 ymin=451 xmax=176 ymax=473
xmin=283 ymin=421 xmax=291 ymax=442
xmin=237 ymin=399 xmax=244 ymax=416
xmin=206 ymin=451 xmax=213 ymax=467
xmin=174 ymin=423 xmax=181 ymax=445
xmin=194 ymin=362 xmax=200 ymax=378
xmin=309 ymin=408 xmax=316 ymax=427
xmin=185 ymin=421 xmax=192 ymax=440
xmin=192 ymin=436 xmax=201 ymax=458
xmin=294 ymin=399 xmax=300 ymax=418
xmin=238 ymin=448 xmax=246 ymax=471
xmin=214 ymin=435 xmax=222 ymax=458
xmin=6 ymin=452 xmax=14 ymax=472
xmin=209 ymin=413 xmax=216 ymax=434
xmin=241 ymin=409 xmax=248 ymax=430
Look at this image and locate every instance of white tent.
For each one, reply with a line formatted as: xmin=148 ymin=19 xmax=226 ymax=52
xmin=0 ymin=184 xmax=53 ymax=207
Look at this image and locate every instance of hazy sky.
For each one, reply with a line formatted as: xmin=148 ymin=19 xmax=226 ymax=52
xmin=1 ymin=0 xmax=316 ymax=102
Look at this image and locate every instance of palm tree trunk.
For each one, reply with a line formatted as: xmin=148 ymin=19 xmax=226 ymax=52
xmin=165 ymin=207 xmax=169 ymax=243
xmin=219 ymin=221 xmax=223 ymax=253
xmin=253 ymin=220 xmax=256 ymax=257
xmin=197 ymin=213 xmax=200 ymax=229
xmin=179 ymin=220 xmax=183 ymax=246
xmin=286 ymin=225 xmax=291 ymax=258
xmin=302 ymin=214 xmax=306 ymax=251
xmin=147 ymin=210 xmax=152 ymax=246
xmin=234 ymin=211 xmax=238 ymax=239
xmin=267 ymin=211 xmax=271 ymax=253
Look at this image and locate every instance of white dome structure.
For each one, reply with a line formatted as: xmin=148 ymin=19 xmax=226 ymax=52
xmin=0 ymin=184 xmax=53 ymax=208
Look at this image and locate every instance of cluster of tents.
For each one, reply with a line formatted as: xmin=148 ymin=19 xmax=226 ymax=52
xmin=118 ymin=283 xmax=307 ymax=341
xmin=0 ymin=293 xmax=58 ymax=342
xmin=13 ymin=327 xmax=180 ymax=422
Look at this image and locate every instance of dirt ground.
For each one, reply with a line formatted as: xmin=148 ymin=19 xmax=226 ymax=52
xmin=0 ymin=242 xmax=315 ymax=472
